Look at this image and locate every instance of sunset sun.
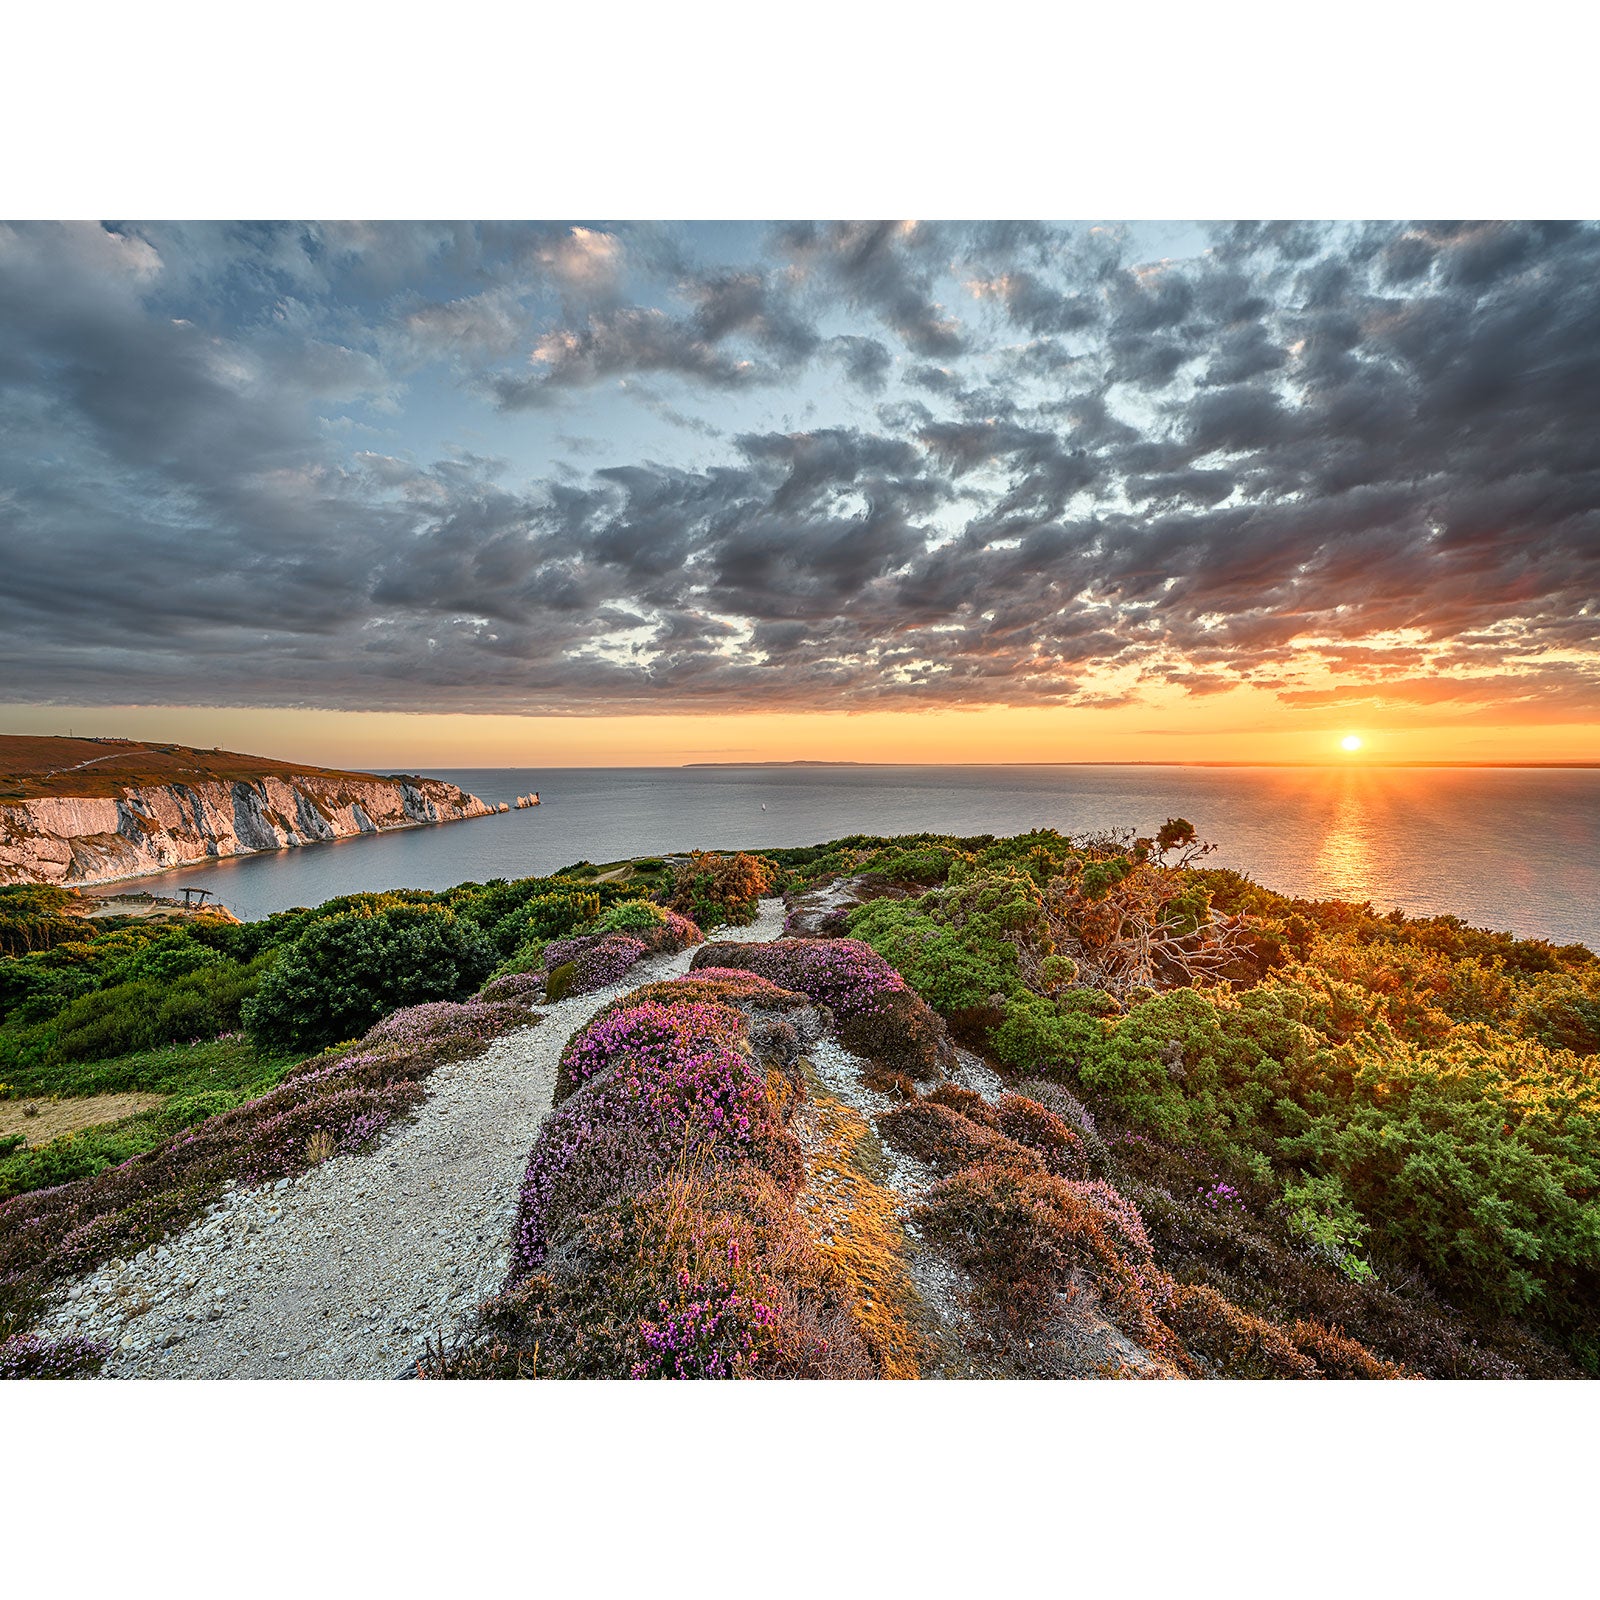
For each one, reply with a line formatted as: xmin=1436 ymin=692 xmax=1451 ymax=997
xmin=1340 ymin=734 xmax=1364 ymax=753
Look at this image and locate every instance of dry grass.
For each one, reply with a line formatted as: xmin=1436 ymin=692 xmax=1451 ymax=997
xmin=78 ymin=894 xmax=239 ymax=926
xmin=794 ymin=1064 xmax=924 ymax=1379
xmin=0 ymin=1092 xmax=166 ymax=1146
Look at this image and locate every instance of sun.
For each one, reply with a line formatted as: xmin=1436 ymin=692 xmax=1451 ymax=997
xmin=1340 ymin=734 xmax=1364 ymax=753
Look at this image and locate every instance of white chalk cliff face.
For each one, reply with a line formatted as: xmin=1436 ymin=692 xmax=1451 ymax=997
xmin=0 ymin=774 xmax=494 ymax=887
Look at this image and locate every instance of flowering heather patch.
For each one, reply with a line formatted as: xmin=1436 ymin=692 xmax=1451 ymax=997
xmin=478 ymin=971 xmax=546 ymax=1004
xmin=543 ymin=932 xmax=649 ymax=996
xmin=555 ymin=969 xmax=816 ymax=1104
xmin=539 ymin=912 xmax=701 ymax=1000
xmin=1201 ymin=1180 xmax=1244 ymax=1210
xmin=0 ymin=1330 xmax=109 ymax=1380
xmin=698 ymin=937 xmax=905 ymax=1012
xmin=1062 ymin=1178 xmax=1169 ymax=1314
xmin=558 ymin=998 xmax=748 ymax=1101
xmin=432 ymin=988 xmax=874 ymax=1380
xmin=365 ymin=995 xmax=531 ymax=1050
xmin=512 ymin=999 xmax=777 ymax=1276
xmin=633 ymin=1258 xmax=778 ymax=1379
xmin=692 ymin=938 xmax=952 ymax=1079
xmin=436 ymin=1166 xmax=869 ymax=1380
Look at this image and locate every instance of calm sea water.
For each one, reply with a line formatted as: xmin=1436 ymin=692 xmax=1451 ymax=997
xmin=119 ymin=765 xmax=1600 ymax=948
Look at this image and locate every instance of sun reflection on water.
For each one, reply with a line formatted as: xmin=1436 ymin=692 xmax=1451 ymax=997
xmin=1312 ymin=780 xmax=1374 ymax=900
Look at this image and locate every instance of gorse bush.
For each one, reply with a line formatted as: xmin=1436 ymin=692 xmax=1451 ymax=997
xmin=665 ymin=851 xmax=779 ymax=929
xmin=242 ymin=903 xmax=497 ymax=1054
xmin=591 ymin=899 xmax=667 ymax=934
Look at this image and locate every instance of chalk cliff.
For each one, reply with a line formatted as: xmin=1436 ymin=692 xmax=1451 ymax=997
xmin=0 ymin=772 xmax=494 ymax=887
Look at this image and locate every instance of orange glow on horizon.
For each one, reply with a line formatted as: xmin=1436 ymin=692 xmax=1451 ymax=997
xmin=4 ymin=691 xmax=1599 ymax=771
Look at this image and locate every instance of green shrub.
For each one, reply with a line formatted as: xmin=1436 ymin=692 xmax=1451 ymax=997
xmin=487 ymin=891 xmax=602 ymax=955
xmin=242 ymin=904 xmax=496 ymax=1054
xmin=0 ymin=885 xmax=84 ymax=958
xmin=1281 ymin=1173 xmax=1375 ymax=1283
xmin=591 ymin=899 xmax=667 ymax=934
xmin=45 ymin=957 xmax=267 ymax=1063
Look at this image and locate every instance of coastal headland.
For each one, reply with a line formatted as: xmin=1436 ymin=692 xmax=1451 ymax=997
xmin=0 ymin=736 xmax=495 ymax=888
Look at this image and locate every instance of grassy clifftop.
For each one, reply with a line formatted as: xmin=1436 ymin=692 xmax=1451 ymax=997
xmin=0 ymin=736 xmax=398 ymax=802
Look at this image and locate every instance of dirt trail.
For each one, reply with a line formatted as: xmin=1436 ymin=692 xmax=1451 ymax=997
xmin=46 ymin=900 xmax=788 ymax=1379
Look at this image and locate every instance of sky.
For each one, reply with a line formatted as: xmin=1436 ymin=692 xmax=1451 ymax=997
xmin=1 ymin=218 xmax=1597 ymax=767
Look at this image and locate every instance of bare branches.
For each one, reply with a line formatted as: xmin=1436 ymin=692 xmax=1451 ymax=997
xmin=1041 ymin=820 xmax=1250 ymax=1000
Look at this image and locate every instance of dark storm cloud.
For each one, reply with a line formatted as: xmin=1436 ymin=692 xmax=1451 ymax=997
xmin=1 ymin=219 xmax=1598 ymax=720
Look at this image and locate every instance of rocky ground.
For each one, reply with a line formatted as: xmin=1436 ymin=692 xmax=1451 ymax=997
xmin=45 ymin=899 xmax=788 ymax=1379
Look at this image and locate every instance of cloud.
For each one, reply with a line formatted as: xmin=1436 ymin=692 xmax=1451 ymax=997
xmin=0 ymin=220 xmax=1597 ymax=726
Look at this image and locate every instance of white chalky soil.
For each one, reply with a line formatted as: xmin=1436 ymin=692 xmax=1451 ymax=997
xmin=53 ymin=899 xmax=788 ymax=1379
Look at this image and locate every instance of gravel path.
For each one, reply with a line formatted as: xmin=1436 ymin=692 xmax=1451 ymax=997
xmin=48 ymin=899 xmax=788 ymax=1379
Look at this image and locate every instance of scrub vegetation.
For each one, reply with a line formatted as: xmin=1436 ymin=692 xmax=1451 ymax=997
xmin=762 ymin=827 xmax=1600 ymax=1374
xmin=4 ymin=832 xmax=1595 ymax=1379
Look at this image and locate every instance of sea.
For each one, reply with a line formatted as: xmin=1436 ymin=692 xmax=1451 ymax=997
xmin=117 ymin=765 xmax=1600 ymax=949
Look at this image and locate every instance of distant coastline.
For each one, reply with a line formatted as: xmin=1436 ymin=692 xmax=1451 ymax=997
xmin=675 ymin=759 xmax=1600 ymax=771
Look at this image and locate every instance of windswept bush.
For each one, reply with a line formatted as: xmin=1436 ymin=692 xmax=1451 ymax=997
xmin=242 ymin=903 xmax=497 ymax=1054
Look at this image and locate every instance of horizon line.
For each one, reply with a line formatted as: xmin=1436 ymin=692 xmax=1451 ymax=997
xmin=412 ymin=758 xmax=1600 ymax=772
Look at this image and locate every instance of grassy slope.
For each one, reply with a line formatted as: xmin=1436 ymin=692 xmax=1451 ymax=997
xmin=0 ymin=735 xmax=403 ymax=802
xmin=0 ymin=1037 xmax=298 ymax=1201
